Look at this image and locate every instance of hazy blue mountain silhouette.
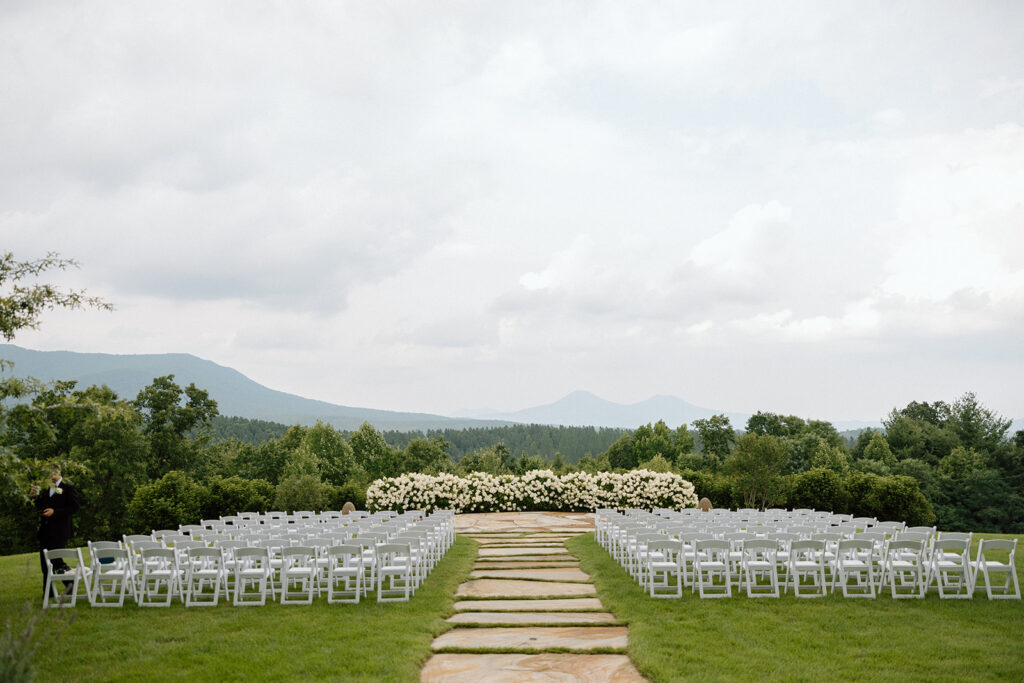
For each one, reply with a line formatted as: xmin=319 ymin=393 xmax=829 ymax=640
xmin=476 ymin=390 xmax=754 ymax=429
xmin=477 ymin=391 xmax=895 ymax=432
xmin=0 ymin=344 xmax=510 ymax=432
xmin=5 ymin=345 xmax=987 ymax=434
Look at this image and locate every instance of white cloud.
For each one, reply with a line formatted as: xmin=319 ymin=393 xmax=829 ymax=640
xmin=3 ymin=1 xmax=1023 ymax=421
xmin=690 ymin=200 xmax=793 ymax=281
xmin=881 ymin=125 xmax=1024 ymax=302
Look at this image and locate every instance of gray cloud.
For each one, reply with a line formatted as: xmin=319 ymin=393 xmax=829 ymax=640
xmin=3 ymin=1 xmax=1023 ymax=420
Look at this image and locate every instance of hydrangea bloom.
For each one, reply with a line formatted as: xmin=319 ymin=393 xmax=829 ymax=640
xmin=366 ymin=469 xmax=698 ymax=513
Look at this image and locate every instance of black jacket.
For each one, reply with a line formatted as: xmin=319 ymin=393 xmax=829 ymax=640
xmin=34 ymin=481 xmax=79 ymax=548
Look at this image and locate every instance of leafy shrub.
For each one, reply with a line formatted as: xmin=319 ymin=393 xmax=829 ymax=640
xmin=203 ymin=476 xmax=274 ymax=518
xmin=127 ymin=471 xmax=207 ymax=533
xmin=274 ymin=474 xmax=331 ymax=513
xmin=788 ymin=468 xmax=845 ymax=512
xmin=846 ymin=472 xmax=936 ymax=526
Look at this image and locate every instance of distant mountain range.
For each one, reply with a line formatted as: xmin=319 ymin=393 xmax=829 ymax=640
xmin=466 ymin=390 xmax=884 ymax=432
xmin=0 ymin=345 xmax=510 ymax=432
xmin=5 ymin=344 xmax=1018 ymax=435
xmin=469 ymin=390 xmax=751 ymax=429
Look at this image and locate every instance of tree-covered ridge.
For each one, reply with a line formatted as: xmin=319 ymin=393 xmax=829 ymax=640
xmin=209 ymin=415 xmax=291 ymax=444
xmin=378 ymin=424 xmax=627 ymax=462
xmin=208 ymin=417 xmax=627 ymax=462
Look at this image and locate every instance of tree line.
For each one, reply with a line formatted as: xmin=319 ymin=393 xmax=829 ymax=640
xmin=2 ymin=358 xmax=1021 ymax=555
xmin=208 ymin=417 xmax=628 ymax=464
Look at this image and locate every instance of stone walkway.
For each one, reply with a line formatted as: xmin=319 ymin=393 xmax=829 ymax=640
xmin=421 ymin=513 xmax=646 ymax=682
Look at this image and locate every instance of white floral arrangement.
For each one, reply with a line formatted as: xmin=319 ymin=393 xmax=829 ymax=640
xmin=366 ymin=468 xmax=698 ymax=513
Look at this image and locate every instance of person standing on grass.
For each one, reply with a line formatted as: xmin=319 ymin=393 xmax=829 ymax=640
xmin=31 ymin=463 xmax=80 ymax=596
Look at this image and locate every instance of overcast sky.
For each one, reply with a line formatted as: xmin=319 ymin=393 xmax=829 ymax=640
xmin=3 ymin=1 xmax=1022 ymax=423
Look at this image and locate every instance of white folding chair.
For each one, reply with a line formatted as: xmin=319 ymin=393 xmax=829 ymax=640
xmin=833 ymin=539 xmax=876 ymax=598
xmin=376 ymin=543 xmax=413 ymax=602
xmin=43 ymin=548 xmax=88 ymax=608
xmin=788 ymin=540 xmax=828 ymax=598
xmin=694 ymin=540 xmax=732 ymax=598
xmin=89 ymin=546 xmax=133 ymax=606
xmin=233 ymin=547 xmax=273 ymax=606
xmin=280 ymin=546 xmax=317 ymax=604
xmin=742 ymin=539 xmax=780 ymax=598
xmin=183 ymin=547 xmax=227 ymax=606
xmin=886 ymin=539 xmax=927 ymax=599
xmin=646 ymin=539 xmax=683 ymax=598
xmin=972 ymin=538 xmax=1020 ymax=600
xmin=930 ymin=538 xmax=972 ymax=599
xmin=138 ymin=547 xmax=180 ymax=606
xmin=326 ymin=545 xmax=362 ymax=604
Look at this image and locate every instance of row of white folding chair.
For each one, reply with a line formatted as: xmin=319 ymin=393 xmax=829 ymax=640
xmin=112 ymin=538 xmax=369 ymax=605
xmin=81 ymin=542 xmax=415 ymax=606
xmin=604 ymin=526 xmax=1016 ymax=601
xmin=55 ymin=510 xmax=454 ymax=608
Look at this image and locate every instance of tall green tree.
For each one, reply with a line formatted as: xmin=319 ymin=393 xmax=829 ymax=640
xmin=693 ymin=414 xmax=735 ymax=459
xmin=725 ymin=432 xmax=789 ymax=509
xmin=861 ymin=431 xmax=896 ymax=470
xmin=746 ymin=411 xmax=806 ymax=438
xmin=459 ymin=444 xmax=511 ymax=475
xmin=349 ymin=422 xmax=402 ymax=480
xmin=605 ymin=432 xmax=637 ymax=470
xmin=133 ymin=375 xmax=218 ymax=478
xmin=403 ymin=436 xmax=452 ymax=474
xmin=301 ymin=421 xmax=358 ymax=485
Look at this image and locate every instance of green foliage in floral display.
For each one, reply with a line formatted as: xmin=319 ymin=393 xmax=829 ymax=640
xmin=366 ymin=469 xmax=699 ymax=513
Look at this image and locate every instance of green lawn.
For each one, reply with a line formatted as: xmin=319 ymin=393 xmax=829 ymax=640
xmin=0 ymin=537 xmax=477 ymax=682
xmin=5 ymin=532 xmax=1023 ymax=682
xmin=567 ymin=533 xmax=1024 ymax=683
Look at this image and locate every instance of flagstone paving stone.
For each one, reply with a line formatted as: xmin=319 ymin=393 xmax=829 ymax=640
xmin=457 ymin=578 xmax=597 ymax=598
xmin=472 ymin=538 xmax=570 ymax=545
xmin=473 ymin=553 xmax=579 ymax=563
xmin=479 ymin=546 xmax=574 ymax=557
xmin=473 ymin=561 xmax=580 ymax=570
xmin=422 ymin=512 xmax=645 ymax=682
xmin=467 ymin=534 xmax=580 ymax=540
xmin=469 ymin=568 xmax=592 ymax=582
xmin=447 ymin=611 xmax=618 ymax=625
xmin=421 ymin=654 xmax=645 ymax=683
xmin=431 ymin=626 xmax=629 ymax=651
xmin=456 ymin=512 xmax=594 ymax=534
xmin=453 ymin=597 xmax=605 ymax=611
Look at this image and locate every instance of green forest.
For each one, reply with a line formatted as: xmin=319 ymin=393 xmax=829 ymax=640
xmin=209 ymin=416 xmax=629 ymax=463
xmin=2 ymin=364 xmax=1022 ymax=555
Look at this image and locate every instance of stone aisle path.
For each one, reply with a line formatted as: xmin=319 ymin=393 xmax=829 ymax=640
xmin=421 ymin=513 xmax=646 ymax=682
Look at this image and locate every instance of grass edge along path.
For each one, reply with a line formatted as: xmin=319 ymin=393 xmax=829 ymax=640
xmin=0 ymin=536 xmax=478 ymax=683
xmin=568 ymin=533 xmax=1024 ymax=683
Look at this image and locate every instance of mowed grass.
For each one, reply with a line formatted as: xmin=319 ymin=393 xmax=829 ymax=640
xmin=0 ymin=536 xmax=477 ymax=682
xmin=568 ymin=533 xmax=1024 ymax=683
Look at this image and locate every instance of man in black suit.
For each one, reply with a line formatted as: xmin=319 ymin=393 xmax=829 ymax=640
xmin=32 ymin=464 xmax=80 ymax=596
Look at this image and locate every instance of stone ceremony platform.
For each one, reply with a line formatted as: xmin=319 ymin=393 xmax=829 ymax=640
xmin=420 ymin=512 xmax=646 ymax=683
